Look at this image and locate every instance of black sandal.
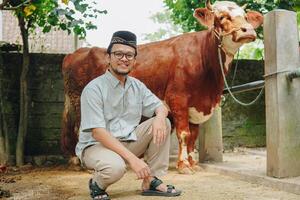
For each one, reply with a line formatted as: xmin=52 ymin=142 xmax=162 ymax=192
xmin=141 ymin=176 xmax=182 ymax=197
xmin=89 ymin=179 xmax=110 ymax=200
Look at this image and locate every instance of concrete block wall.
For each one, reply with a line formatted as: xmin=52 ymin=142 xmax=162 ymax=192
xmin=1 ymin=53 xmax=65 ymax=157
xmin=222 ymin=60 xmax=266 ymax=150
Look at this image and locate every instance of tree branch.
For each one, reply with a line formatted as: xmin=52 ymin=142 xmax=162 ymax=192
xmin=0 ymin=0 xmax=9 ymax=9
xmin=1 ymin=0 xmax=31 ymax=10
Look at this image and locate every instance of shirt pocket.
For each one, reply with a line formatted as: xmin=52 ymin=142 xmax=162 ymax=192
xmin=104 ymin=105 xmax=119 ymax=121
xmin=127 ymin=99 xmax=142 ymax=118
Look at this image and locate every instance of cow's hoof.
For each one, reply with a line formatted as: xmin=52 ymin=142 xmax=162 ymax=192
xmin=178 ymin=167 xmax=195 ymax=174
xmin=68 ymin=156 xmax=80 ymax=165
xmin=191 ymin=164 xmax=203 ymax=172
xmin=67 ymin=157 xmax=82 ymax=171
xmin=177 ymin=160 xmax=194 ymax=174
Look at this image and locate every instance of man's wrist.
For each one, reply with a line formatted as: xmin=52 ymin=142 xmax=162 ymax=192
xmin=124 ymin=152 xmax=137 ymax=163
xmin=155 ymin=114 xmax=166 ymax=119
xmin=154 ymin=105 xmax=168 ymax=119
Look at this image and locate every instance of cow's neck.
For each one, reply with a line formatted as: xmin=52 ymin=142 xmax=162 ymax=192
xmin=213 ymin=30 xmax=242 ymax=71
xmin=208 ymin=30 xmax=232 ymax=73
xmin=195 ymin=30 xmax=228 ymax=99
xmin=201 ymin=30 xmax=236 ymax=94
xmin=220 ymin=36 xmax=242 ymax=58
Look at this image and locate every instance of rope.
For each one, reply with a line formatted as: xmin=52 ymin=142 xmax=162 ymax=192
xmin=218 ymin=48 xmax=265 ymax=106
xmin=221 ymin=49 xmax=239 ymax=107
xmin=231 ymin=50 xmax=239 ymax=86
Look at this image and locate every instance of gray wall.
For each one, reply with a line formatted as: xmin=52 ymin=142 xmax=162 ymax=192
xmin=222 ymin=60 xmax=265 ymax=150
xmin=0 ymin=53 xmax=265 ymax=158
xmin=1 ymin=53 xmax=65 ymax=157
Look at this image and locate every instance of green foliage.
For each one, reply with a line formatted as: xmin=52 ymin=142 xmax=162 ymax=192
xmin=163 ymin=0 xmax=300 ymax=59
xmin=164 ymin=0 xmax=206 ymax=32
xmin=10 ymin=0 xmax=106 ymax=39
xmin=164 ymin=0 xmax=299 ymax=32
xmin=143 ymin=10 xmax=183 ymax=42
xmin=236 ymin=40 xmax=264 ymax=60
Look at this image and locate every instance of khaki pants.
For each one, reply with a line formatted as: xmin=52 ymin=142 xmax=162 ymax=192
xmin=82 ymin=118 xmax=171 ymax=190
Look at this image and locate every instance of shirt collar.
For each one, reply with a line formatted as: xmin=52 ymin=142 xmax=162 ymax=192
xmin=105 ymin=70 xmax=132 ymax=89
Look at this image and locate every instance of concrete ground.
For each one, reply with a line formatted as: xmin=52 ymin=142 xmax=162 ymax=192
xmin=1 ymin=148 xmax=300 ymax=200
xmin=200 ymin=147 xmax=300 ymax=195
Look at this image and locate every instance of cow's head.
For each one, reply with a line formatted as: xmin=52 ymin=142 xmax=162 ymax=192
xmin=194 ymin=0 xmax=263 ymax=56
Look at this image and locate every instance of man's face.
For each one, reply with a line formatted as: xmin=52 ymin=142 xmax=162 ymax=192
xmin=108 ymin=43 xmax=136 ymax=76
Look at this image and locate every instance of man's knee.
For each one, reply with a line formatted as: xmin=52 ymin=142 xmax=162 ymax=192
xmin=107 ymin=161 xmax=126 ymax=183
xmin=95 ymin=158 xmax=126 ymax=185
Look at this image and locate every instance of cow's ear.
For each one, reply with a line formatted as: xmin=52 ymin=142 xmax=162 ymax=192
xmin=194 ymin=8 xmax=214 ymax=28
xmin=245 ymin=10 xmax=263 ymax=29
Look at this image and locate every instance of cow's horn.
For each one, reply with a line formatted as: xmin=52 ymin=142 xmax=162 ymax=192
xmin=206 ymin=0 xmax=213 ymax=11
xmin=241 ymin=3 xmax=247 ymax=10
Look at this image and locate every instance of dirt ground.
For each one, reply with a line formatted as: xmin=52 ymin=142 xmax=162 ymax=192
xmin=1 ymin=162 xmax=300 ymax=200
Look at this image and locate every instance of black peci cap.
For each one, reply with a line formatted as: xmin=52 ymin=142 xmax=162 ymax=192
xmin=107 ymin=30 xmax=137 ymax=55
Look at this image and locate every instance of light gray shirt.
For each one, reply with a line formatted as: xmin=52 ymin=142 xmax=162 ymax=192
xmin=75 ymin=70 xmax=162 ymax=160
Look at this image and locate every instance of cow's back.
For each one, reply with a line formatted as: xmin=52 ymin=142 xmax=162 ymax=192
xmin=131 ymin=33 xmax=201 ymax=99
xmin=62 ymin=47 xmax=108 ymax=95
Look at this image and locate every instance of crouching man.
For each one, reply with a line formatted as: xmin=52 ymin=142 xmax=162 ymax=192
xmin=75 ymin=30 xmax=181 ymax=200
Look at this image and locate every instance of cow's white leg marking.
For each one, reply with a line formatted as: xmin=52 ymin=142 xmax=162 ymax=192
xmin=179 ymin=131 xmax=190 ymax=165
xmin=188 ymin=151 xmax=196 ymax=161
xmin=178 ymin=131 xmax=194 ymax=174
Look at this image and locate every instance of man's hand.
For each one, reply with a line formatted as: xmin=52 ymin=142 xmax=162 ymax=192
xmin=128 ymin=156 xmax=151 ymax=179
xmin=152 ymin=116 xmax=167 ymax=145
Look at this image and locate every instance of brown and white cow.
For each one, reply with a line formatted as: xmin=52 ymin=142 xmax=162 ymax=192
xmin=61 ymin=0 xmax=263 ymax=174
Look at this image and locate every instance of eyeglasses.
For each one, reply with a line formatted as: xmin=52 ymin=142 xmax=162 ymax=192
xmin=111 ymin=51 xmax=136 ymax=61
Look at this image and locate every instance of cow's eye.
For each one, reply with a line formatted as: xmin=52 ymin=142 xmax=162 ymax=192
xmin=219 ymin=16 xmax=225 ymax=21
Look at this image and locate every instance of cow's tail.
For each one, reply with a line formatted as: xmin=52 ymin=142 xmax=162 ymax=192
xmin=60 ymin=92 xmax=78 ymax=156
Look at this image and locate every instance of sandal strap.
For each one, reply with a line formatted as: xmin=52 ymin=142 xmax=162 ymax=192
xmin=167 ymin=185 xmax=175 ymax=193
xmin=93 ymin=194 xmax=110 ymax=200
xmin=89 ymin=179 xmax=110 ymax=200
xmin=149 ymin=176 xmax=163 ymax=191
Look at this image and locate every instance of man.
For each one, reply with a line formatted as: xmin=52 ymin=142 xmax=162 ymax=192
xmin=75 ymin=31 xmax=181 ymax=200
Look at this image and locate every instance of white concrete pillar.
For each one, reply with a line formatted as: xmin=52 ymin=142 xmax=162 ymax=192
xmin=264 ymin=10 xmax=300 ymax=178
xmin=199 ymin=106 xmax=223 ymax=162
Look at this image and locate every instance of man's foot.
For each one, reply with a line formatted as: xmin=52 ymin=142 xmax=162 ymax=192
xmin=89 ymin=179 xmax=110 ymax=200
xmin=141 ymin=176 xmax=181 ymax=197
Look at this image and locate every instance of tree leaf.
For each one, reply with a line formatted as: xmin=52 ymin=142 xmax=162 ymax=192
xmin=42 ymin=25 xmax=51 ymax=33
xmin=59 ymin=23 xmax=67 ymax=30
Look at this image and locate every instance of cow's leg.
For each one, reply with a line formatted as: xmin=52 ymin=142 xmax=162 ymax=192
xmin=72 ymin=94 xmax=81 ymax=140
xmin=61 ymin=93 xmax=77 ymax=156
xmin=167 ymin=95 xmax=193 ymax=174
xmin=175 ymin=128 xmax=193 ymax=174
xmin=70 ymin=94 xmax=81 ymax=165
xmin=187 ymin=123 xmax=203 ymax=171
xmin=61 ymin=92 xmax=80 ymax=166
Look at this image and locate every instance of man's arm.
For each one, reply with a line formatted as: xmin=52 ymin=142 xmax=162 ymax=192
xmin=92 ymin=128 xmax=151 ymax=179
xmin=152 ymin=104 xmax=169 ymax=145
xmin=138 ymin=80 xmax=169 ymax=145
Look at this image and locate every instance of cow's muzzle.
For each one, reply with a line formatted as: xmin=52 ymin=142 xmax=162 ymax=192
xmin=235 ymin=28 xmax=257 ymax=43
